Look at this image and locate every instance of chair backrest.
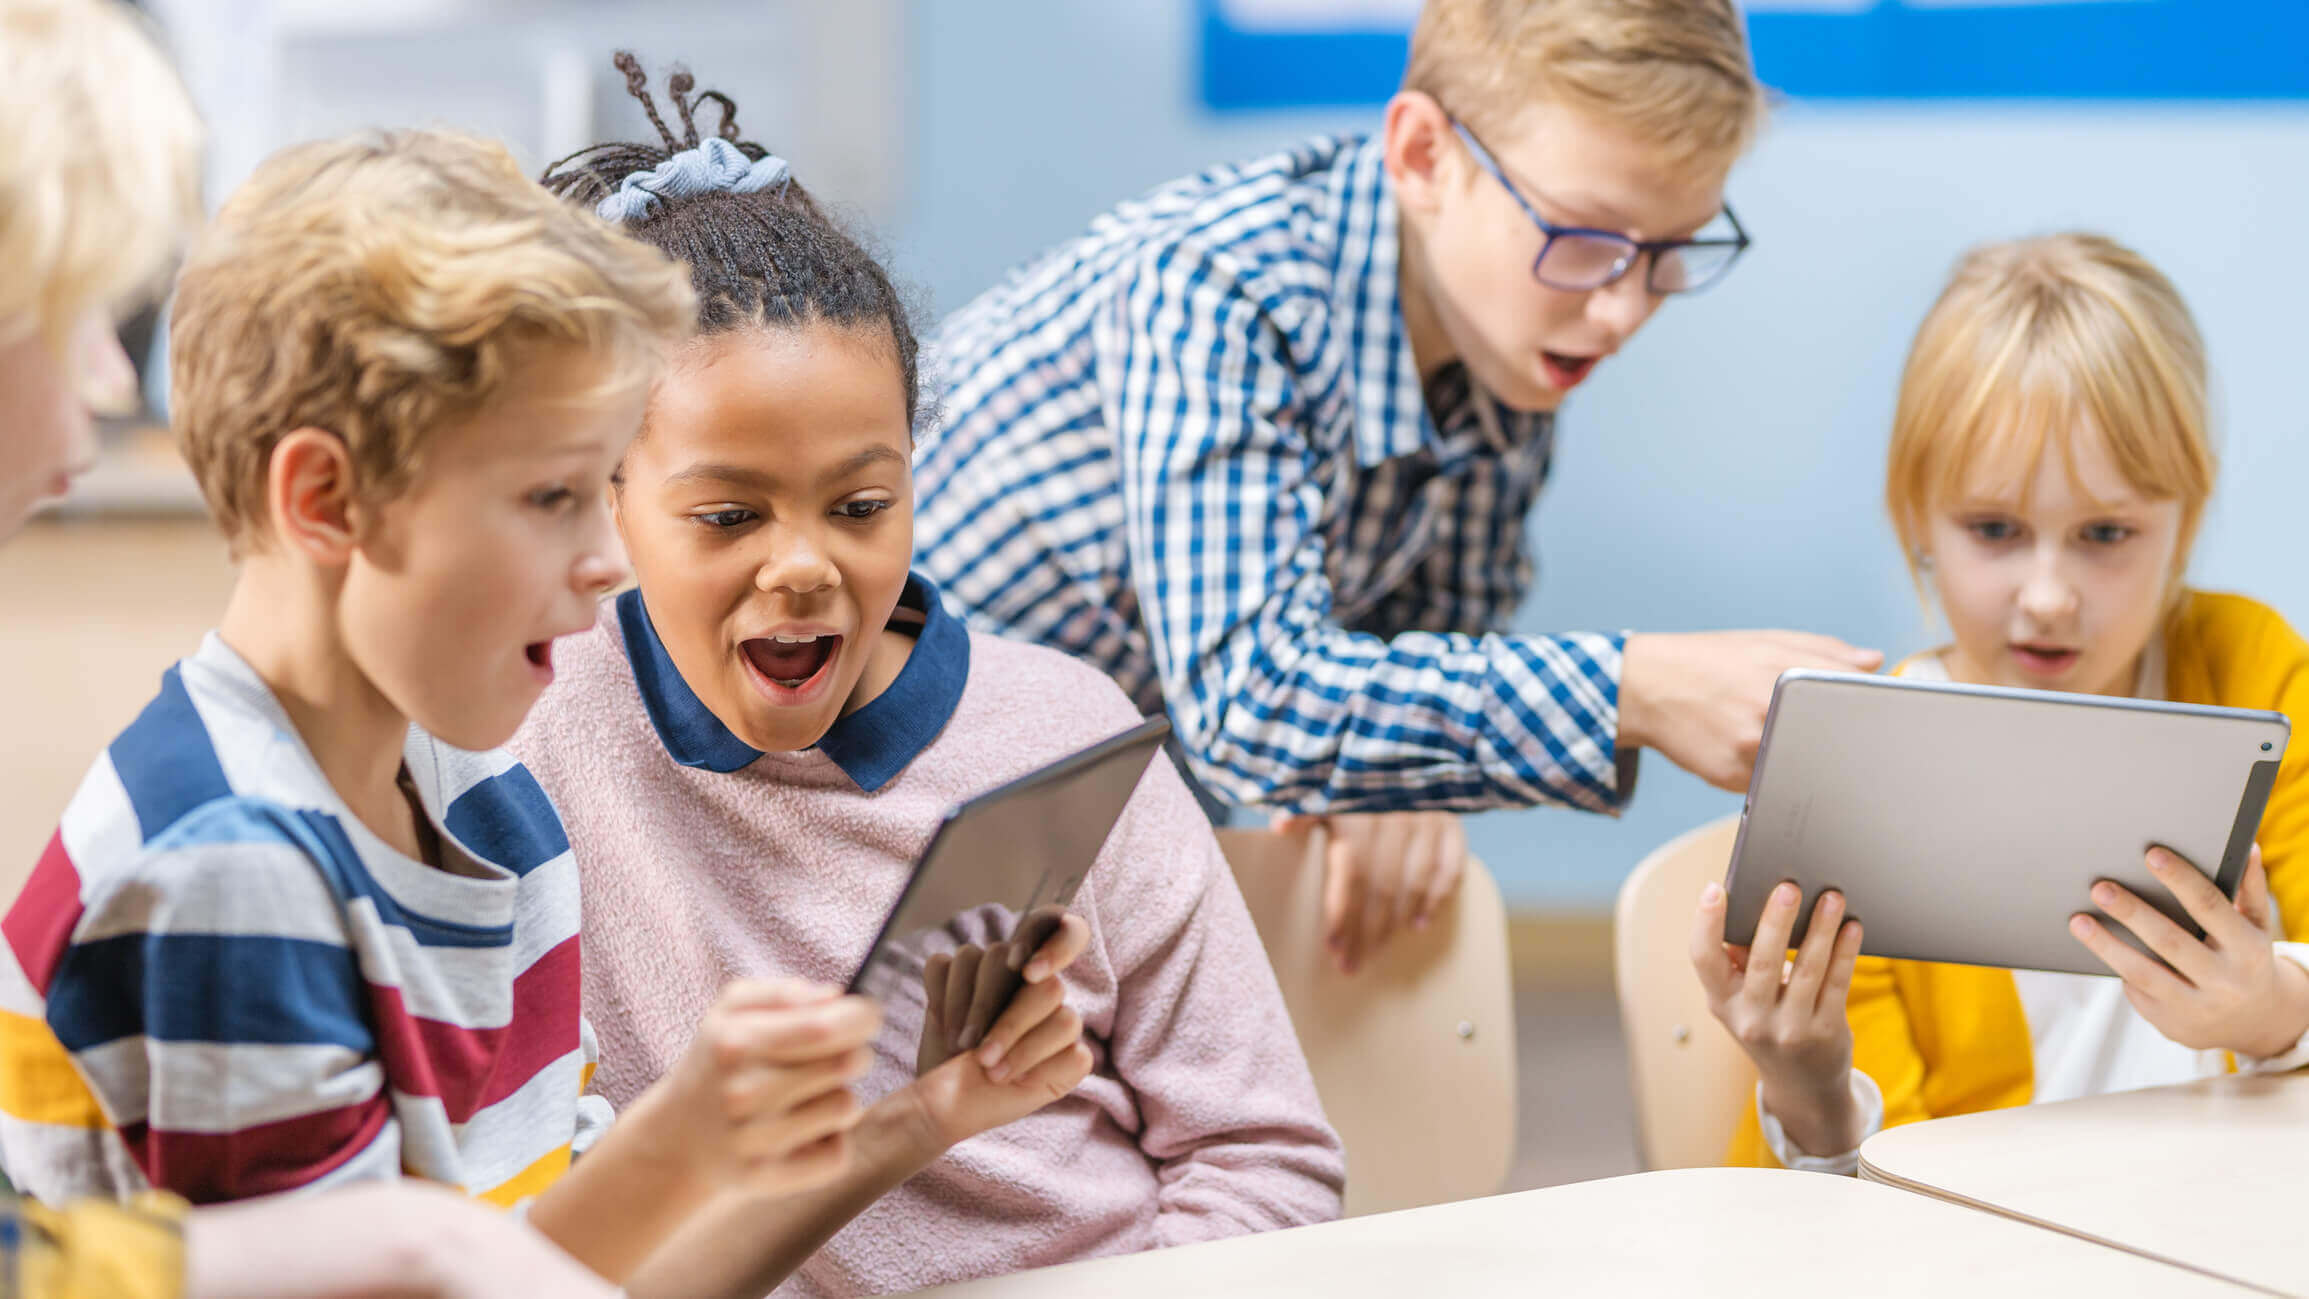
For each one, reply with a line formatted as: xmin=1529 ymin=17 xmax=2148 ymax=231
xmin=1612 ymin=815 xmax=1757 ymax=1170
xmin=1216 ymin=826 xmax=1516 ymax=1217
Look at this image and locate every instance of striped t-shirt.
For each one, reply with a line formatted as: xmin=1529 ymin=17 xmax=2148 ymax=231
xmin=0 ymin=633 xmax=606 ymax=1206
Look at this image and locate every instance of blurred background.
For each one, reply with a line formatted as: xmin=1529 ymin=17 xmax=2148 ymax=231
xmin=7 ymin=0 xmax=2308 ymax=1185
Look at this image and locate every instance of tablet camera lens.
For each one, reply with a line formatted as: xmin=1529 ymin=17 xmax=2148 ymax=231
xmin=2265 ymin=742 xmax=2275 ymax=752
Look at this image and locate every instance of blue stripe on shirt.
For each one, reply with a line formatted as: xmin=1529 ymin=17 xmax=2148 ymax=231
xmin=47 ymin=932 xmax=371 ymax=1052
xmin=109 ymin=667 xmax=233 ymax=845
xmin=444 ymin=766 xmax=570 ymax=877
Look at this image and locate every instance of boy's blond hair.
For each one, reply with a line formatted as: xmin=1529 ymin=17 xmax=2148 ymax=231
xmin=0 ymin=0 xmax=201 ymax=348
xmin=171 ymin=129 xmax=696 ymax=548
xmin=1403 ymin=0 xmax=1764 ymax=169
xmin=1886 ymin=232 xmax=2215 ymax=598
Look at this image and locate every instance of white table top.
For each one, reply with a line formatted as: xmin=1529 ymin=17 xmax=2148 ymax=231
xmin=1862 ymin=1071 xmax=2309 ymax=1297
xmin=903 ymin=1167 xmax=2245 ymax=1297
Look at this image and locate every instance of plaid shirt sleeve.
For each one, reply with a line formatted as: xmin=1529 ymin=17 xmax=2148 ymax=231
xmin=1099 ymin=241 xmax=1630 ymax=814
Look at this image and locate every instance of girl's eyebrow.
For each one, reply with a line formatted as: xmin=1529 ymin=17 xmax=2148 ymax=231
xmin=823 ymin=444 xmax=907 ymax=483
xmin=663 ymin=461 xmax=772 ymax=490
xmin=661 ymin=445 xmax=907 ymax=492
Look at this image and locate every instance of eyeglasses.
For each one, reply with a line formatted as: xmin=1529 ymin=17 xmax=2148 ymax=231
xmin=1451 ymin=121 xmax=1750 ymax=296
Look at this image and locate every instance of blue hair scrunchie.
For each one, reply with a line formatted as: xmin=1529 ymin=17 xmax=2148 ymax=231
xmin=594 ymin=136 xmax=792 ymax=225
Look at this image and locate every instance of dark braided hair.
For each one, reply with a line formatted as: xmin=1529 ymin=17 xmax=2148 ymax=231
xmin=540 ymin=53 xmax=920 ymax=429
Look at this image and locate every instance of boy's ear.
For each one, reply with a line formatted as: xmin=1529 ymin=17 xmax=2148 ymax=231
xmin=1383 ymin=90 xmax=1458 ymax=218
xmin=266 ymin=428 xmax=360 ymax=565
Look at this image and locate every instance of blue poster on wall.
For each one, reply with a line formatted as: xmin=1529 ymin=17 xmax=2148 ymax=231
xmin=1199 ymin=0 xmax=2309 ymax=111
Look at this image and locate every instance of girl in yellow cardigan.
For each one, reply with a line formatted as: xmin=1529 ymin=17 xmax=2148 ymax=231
xmin=1691 ymin=232 xmax=2309 ymax=1172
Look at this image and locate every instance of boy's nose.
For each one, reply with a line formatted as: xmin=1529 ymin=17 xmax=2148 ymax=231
xmin=1587 ymin=272 xmax=1659 ymax=347
xmin=575 ymin=510 xmax=630 ymax=595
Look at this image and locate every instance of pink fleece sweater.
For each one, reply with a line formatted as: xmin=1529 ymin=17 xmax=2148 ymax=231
xmin=509 ymin=590 xmax=1343 ymax=1298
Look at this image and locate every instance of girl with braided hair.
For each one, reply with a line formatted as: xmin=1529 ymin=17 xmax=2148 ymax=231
xmin=511 ymin=56 xmax=1344 ymax=1299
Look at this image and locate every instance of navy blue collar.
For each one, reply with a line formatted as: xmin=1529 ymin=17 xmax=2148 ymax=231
xmin=617 ymin=572 xmax=971 ymax=792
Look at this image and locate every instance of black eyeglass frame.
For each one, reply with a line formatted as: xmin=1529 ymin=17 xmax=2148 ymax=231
xmin=1450 ymin=120 xmax=1752 ymax=296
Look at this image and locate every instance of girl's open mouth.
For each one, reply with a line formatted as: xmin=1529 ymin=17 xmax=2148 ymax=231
xmin=741 ymin=634 xmax=842 ymax=704
xmin=2010 ymin=644 xmax=2080 ymax=679
xmin=525 ymin=640 xmax=554 ymax=684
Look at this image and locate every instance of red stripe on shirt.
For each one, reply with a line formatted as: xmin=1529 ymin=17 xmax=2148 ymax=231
xmin=4 ymin=833 xmax=85 ymax=995
xmin=120 ymin=1090 xmax=394 ymax=1204
xmin=367 ymin=935 xmax=582 ymax=1124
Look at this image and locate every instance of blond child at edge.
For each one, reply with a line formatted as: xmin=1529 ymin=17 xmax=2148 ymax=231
xmin=1693 ymin=233 xmax=2309 ymax=1173
xmin=0 ymin=2 xmax=665 ymax=1295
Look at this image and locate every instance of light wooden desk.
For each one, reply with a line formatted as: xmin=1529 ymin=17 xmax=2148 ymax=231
xmin=1861 ymin=1072 xmax=2309 ymax=1297
xmin=904 ymin=1167 xmax=2243 ymax=1297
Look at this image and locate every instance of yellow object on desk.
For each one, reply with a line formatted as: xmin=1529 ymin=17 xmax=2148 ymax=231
xmin=5 ymin=1193 xmax=187 ymax=1299
xmin=1861 ymin=1070 xmax=2309 ymax=1297
xmin=901 ymin=1167 xmax=2246 ymax=1298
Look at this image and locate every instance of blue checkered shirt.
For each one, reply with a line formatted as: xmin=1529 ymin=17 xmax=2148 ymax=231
xmin=914 ymin=135 xmax=1631 ymax=814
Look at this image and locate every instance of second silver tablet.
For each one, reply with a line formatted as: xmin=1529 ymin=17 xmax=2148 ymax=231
xmin=1723 ymin=670 xmax=2287 ymax=976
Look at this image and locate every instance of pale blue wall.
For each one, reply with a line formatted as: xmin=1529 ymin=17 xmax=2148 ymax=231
xmin=889 ymin=2 xmax=2309 ymax=909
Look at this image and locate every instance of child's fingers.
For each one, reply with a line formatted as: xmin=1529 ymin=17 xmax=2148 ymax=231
xmin=1687 ymin=882 xmax=1739 ymax=1000
xmin=1739 ymin=882 xmax=1802 ymax=1006
xmin=2235 ymin=846 xmax=2275 ymax=937
xmin=985 ymin=1003 xmax=1084 ymax=1085
xmin=943 ymin=947 xmax=984 ymax=1043
xmin=1021 ymin=912 xmax=1092 ymax=983
xmin=2146 ymin=848 xmax=2256 ymax=951
xmin=1008 ymin=1040 xmax=1096 ymax=1103
xmin=1814 ymin=919 xmax=1864 ymax=1018
xmin=737 ymin=1085 xmax=863 ymax=1164
xmin=973 ymin=975 xmax=1066 ymax=1075
xmin=1770 ymin=631 xmax=1883 ymax=671
xmin=1781 ymin=890 xmax=1846 ymax=1011
xmin=921 ymin=953 xmax=952 ymax=1032
xmin=715 ymin=994 xmax=881 ymax=1066
xmin=1415 ymin=845 xmax=1465 ymax=931
xmin=2068 ymin=912 xmax=2189 ymax=1000
xmin=1414 ymin=817 xmax=1467 ymax=928
xmin=1394 ymin=817 xmax=1436 ymax=933
xmin=716 ymin=977 xmax=843 ymax=1013
xmin=1357 ymin=818 xmax=1409 ymax=963
xmin=2093 ymin=874 xmax=2217 ymax=986
xmin=956 ymin=945 xmax=1017 ymax=1053
xmin=722 ymin=1044 xmax=873 ymax=1118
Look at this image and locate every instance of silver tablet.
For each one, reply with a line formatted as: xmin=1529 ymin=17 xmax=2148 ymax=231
xmin=1723 ymin=670 xmax=2288 ymax=975
xmin=847 ymin=715 xmax=1170 ymax=1004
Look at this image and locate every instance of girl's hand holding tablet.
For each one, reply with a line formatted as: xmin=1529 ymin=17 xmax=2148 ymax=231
xmin=905 ymin=909 xmax=1097 ymax=1149
xmin=2070 ymin=845 xmax=2309 ymax=1060
xmin=1690 ymin=879 xmax=1866 ymax=1158
xmin=915 ymin=906 xmax=1092 ymax=1073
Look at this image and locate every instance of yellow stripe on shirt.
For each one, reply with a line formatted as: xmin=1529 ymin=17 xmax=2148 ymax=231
xmin=477 ymin=1141 xmax=571 ymax=1208
xmin=0 ymin=1008 xmax=107 ymax=1129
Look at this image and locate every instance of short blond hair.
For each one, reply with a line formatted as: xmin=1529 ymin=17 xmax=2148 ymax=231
xmin=0 ymin=0 xmax=201 ymax=348
xmin=1404 ymin=0 xmax=1765 ymax=169
xmin=171 ymin=129 xmax=696 ymax=547
xmin=1886 ymin=232 xmax=2215 ymax=595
